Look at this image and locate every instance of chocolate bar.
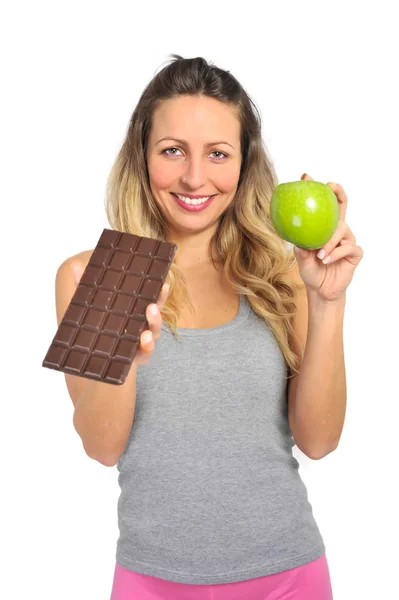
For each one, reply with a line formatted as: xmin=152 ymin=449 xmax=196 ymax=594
xmin=42 ymin=229 xmax=177 ymax=385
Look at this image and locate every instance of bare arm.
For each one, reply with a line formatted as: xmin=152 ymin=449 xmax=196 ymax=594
xmin=288 ymin=283 xmax=347 ymax=460
xmin=72 ymin=363 xmax=137 ymax=466
xmin=55 ymin=254 xmax=169 ymax=466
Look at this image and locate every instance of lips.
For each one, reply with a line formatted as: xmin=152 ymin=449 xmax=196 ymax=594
xmin=171 ymin=193 xmax=215 ymax=212
xmin=173 ymin=193 xmax=215 ymax=200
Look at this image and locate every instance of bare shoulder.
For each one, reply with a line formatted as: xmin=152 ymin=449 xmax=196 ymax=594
xmin=54 ymin=249 xmax=95 ymax=408
xmin=55 ymin=249 xmax=95 ymax=324
xmin=59 ymin=248 xmax=95 ymax=272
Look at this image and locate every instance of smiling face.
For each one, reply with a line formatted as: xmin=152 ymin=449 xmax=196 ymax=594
xmin=146 ymin=95 xmax=242 ymax=240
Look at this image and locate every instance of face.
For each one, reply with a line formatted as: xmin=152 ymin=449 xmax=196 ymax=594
xmin=146 ymin=95 xmax=242 ymax=240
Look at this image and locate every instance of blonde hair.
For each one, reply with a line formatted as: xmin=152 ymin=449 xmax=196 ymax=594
xmin=105 ymin=54 xmax=305 ymax=379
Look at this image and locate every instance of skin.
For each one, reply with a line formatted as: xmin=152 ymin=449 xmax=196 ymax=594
xmin=61 ymin=94 xmax=351 ymax=462
xmin=146 ymin=95 xmax=242 ymax=268
xmin=142 ymin=95 xmax=244 ymax=357
xmin=61 ymin=95 xmax=247 ymax=462
xmin=66 ymin=95 xmax=243 ymax=366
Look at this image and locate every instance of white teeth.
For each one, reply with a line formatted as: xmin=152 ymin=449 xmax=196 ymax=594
xmin=175 ymin=194 xmax=211 ymax=205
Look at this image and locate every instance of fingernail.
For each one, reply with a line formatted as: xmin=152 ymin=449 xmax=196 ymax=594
xmin=149 ymin=304 xmax=158 ymax=316
xmin=142 ymin=332 xmax=152 ymax=343
xmin=317 ymin=249 xmax=326 ymax=259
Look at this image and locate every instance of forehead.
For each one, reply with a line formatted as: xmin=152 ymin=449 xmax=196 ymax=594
xmin=150 ymin=95 xmax=240 ymax=142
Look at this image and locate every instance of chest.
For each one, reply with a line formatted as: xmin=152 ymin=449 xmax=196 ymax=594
xmin=138 ymin=311 xmax=288 ymax=430
xmin=177 ymin=269 xmax=240 ymax=329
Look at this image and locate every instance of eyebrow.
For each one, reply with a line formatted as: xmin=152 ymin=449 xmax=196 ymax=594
xmin=156 ymin=137 xmax=235 ymax=149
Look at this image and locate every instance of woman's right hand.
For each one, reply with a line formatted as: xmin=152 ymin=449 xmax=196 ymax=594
xmin=71 ymin=262 xmax=170 ymax=368
xmin=133 ymin=283 xmax=170 ymax=366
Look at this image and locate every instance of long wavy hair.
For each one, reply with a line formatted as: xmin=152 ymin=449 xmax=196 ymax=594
xmin=105 ymin=54 xmax=305 ymax=379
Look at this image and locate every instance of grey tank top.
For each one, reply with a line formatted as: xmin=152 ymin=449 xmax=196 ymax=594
xmin=115 ymin=294 xmax=325 ymax=585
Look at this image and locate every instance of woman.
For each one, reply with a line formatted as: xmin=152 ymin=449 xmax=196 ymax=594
xmin=56 ymin=55 xmax=363 ymax=599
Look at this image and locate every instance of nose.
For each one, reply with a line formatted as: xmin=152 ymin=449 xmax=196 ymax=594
xmin=181 ymin=155 xmax=209 ymax=189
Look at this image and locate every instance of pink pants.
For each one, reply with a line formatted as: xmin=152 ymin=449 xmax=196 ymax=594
xmin=110 ymin=554 xmax=333 ymax=599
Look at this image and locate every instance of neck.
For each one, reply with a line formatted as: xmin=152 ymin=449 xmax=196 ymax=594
xmin=167 ymin=228 xmax=221 ymax=270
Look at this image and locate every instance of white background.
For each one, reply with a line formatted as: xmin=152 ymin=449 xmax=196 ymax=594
xmin=1 ymin=1 xmax=398 ymax=599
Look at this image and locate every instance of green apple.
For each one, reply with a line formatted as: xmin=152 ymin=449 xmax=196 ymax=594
xmin=270 ymin=180 xmax=339 ymax=250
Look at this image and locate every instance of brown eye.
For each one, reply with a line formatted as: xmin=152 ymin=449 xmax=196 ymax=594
xmin=163 ymin=147 xmax=181 ymax=157
xmin=162 ymin=148 xmax=227 ymax=161
xmin=211 ymin=151 xmax=227 ymax=161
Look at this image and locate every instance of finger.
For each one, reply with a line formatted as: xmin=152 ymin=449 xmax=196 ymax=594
xmin=136 ymin=283 xmax=170 ymax=358
xmin=319 ymin=243 xmax=364 ymax=267
xmin=147 ymin=282 xmax=170 ymax=339
xmin=139 ymin=329 xmax=154 ymax=354
xmin=327 ymin=182 xmax=348 ymax=221
xmin=133 ymin=344 xmax=153 ymax=366
xmin=135 ymin=352 xmax=152 ymax=366
xmin=316 ymin=220 xmax=351 ymax=260
xmin=157 ymin=283 xmax=170 ymax=311
xmin=146 ymin=303 xmax=162 ymax=341
xmin=132 ymin=285 xmax=171 ymax=366
xmin=317 ymin=221 xmax=357 ymax=261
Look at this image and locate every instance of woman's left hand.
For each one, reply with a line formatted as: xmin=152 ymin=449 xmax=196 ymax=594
xmin=293 ymin=174 xmax=364 ymax=302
